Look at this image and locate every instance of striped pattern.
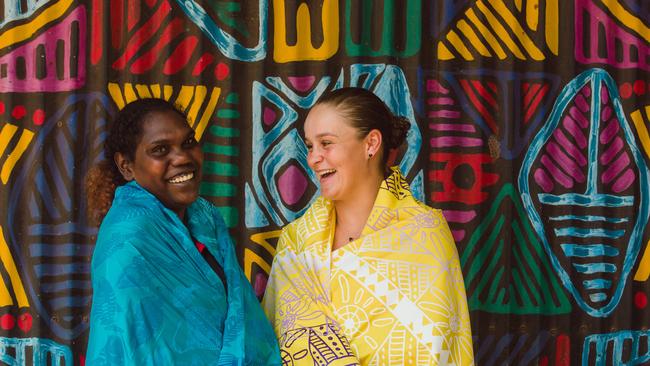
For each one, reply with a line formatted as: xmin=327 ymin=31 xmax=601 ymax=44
xmin=0 ymin=226 xmax=30 ymax=307
xmin=199 ymin=92 xmax=240 ymax=228
xmin=437 ymin=0 xmax=558 ymax=61
xmin=107 ymin=82 xmax=220 ymax=141
xmin=0 ymin=123 xmax=34 ymax=184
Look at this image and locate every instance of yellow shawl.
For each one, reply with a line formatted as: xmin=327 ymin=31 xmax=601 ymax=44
xmin=263 ymin=168 xmax=474 ymax=365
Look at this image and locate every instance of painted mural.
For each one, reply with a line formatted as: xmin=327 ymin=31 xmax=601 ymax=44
xmin=0 ymin=0 xmax=648 ymax=364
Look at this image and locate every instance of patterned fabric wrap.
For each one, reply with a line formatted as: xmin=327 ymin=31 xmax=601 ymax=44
xmin=263 ymin=168 xmax=474 ymax=365
xmin=87 ymin=181 xmax=281 ymax=365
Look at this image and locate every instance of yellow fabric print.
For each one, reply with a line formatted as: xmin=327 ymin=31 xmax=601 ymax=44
xmin=264 ymin=168 xmax=474 ymax=365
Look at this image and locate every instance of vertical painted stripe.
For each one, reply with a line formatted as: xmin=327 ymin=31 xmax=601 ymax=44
xmin=634 ymin=239 xmax=650 ymax=281
xmin=135 ymin=84 xmax=152 ymax=98
xmin=123 ymin=83 xmax=138 ymax=104
xmin=475 ymin=0 xmax=526 ymax=59
xmin=107 ymin=82 xmax=125 ymax=109
xmin=0 ymin=124 xmax=18 ymax=156
xmin=2 ymin=129 xmax=34 ymax=184
xmin=163 ymin=85 xmax=173 ymax=100
xmin=175 ymin=85 xmax=195 ymax=111
xmin=0 ymin=227 xmax=29 ymax=307
xmin=446 ymin=29 xmax=474 ymax=60
xmin=195 ymin=88 xmax=220 ymax=141
xmin=526 ymin=0 xmax=539 ymax=31
xmin=545 ymin=0 xmax=558 ymax=54
xmin=465 ymin=9 xmax=507 ymax=59
xmin=187 ymin=85 xmax=207 ymax=129
xmin=150 ymin=84 xmax=161 ymax=98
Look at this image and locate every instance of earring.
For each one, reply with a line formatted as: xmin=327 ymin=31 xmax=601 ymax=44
xmin=368 ymin=153 xmax=373 ymax=158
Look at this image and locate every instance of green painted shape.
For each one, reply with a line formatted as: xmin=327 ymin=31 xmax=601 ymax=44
xmin=199 ymin=182 xmax=236 ymax=197
xmin=209 ymin=125 xmax=240 ymax=138
xmin=203 ymin=143 xmax=239 ymax=156
xmin=460 ymin=183 xmax=571 ymax=315
xmin=208 ymin=2 xmax=249 ymax=36
xmin=225 ymin=93 xmax=239 ymax=104
xmin=216 ymin=206 xmax=239 ymax=228
xmin=345 ymin=0 xmax=421 ymax=57
xmin=203 ymin=161 xmax=239 ymax=177
xmin=217 ymin=109 xmax=240 ymax=119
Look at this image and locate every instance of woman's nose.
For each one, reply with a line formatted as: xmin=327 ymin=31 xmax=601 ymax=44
xmin=307 ymin=149 xmax=321 ymax=168
xmin=171 ymin=147 xmax=193 ymax=165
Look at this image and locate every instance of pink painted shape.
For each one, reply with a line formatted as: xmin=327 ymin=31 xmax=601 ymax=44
xmin=428 ymin=97 xmax=455 ymax=105
xmin=601 ymin=84 xmax=610 ymax=103
xmin=600 ymin=137 xmax=624 ymax=165
xmin=430 ymin=137 xmax=483 ymax=147
xmin=541 ymin=155 xmax=573 ymax=188
xmin=613 ymin=168 xmax=635 ymax=192
xmin=534 ymin=168 xmax=554 ymax=192
xmin=575 ymin=93 xmax=590 ymax=113
xmin=575 ymin=0 xmax=650 ymax=71
xmin=552 ymin=129 xmax=587 ymax=166
xmin=442 ymin=210 xmax=477 ymax=223
xmin=254 ymin=273 xmax=268 ymax=297
xmin=277 ymin=165 xmax=308 ymax=206
xmin=428 ymin=110 xmax=461 ymax=118
xmin=602 ymin=152 xmax=630 ymax=184
xmin=562 ymin=115 xmax=588 ymax=149
xmin=569 ymin=106 xmax=590 ymax=128
xmin=287 ymin=76 xmax=316 ymax=92
xmin=582 ymin=85 xmax=591 ymax=97
xmin=263 ymin=107 xmax=276 ymax=126
xmin=599 ymin=118 xmax=620 ymax=144
xmin=429 ymin=123 xmax=476 ymax=132
xmin=0 ymin=6 xmax=86 ymax=92
xmin=546 ymin=142 xmax=585 ymax=182
xmin=427 ymin=79 xmax=449 ymax=93
xmin=601 ymin=105 xmax=612 ymax=121
xmin=451 ymin=230 xmax=465 ymax=242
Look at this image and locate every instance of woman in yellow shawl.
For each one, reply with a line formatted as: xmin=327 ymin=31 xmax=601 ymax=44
xmin=263 ymin=87 xmax=474 ymax=365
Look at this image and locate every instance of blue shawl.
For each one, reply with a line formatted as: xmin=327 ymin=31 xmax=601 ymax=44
xmin=87 ymin=181 xmax=280 ymax=365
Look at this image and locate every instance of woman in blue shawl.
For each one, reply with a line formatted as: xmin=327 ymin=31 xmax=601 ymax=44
xmin=85 ymin=98 xmax=280 ymax=365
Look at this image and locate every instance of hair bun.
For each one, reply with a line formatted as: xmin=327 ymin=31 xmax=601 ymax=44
xmin=387 ymin=116 xmax=410 ymax=148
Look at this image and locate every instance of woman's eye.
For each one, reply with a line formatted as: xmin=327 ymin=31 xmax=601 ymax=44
xmin=151 ymin=145 xmax=168 ymax=154
xmin=184 ymin=137 xmax=198 ymax=147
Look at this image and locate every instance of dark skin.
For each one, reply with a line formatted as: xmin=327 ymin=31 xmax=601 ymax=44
xmin=115 ymin=110 xmax=204 ymax=220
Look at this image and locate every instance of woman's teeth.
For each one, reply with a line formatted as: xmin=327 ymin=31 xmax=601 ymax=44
xmin=168 ymin=172 xmax=194 ymax=183
xmin=320 ymin=169 xmax=336 ymax=178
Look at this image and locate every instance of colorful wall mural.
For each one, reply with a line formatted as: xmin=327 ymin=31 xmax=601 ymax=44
xmin=0 ymin=0 xmax=648 ymax=364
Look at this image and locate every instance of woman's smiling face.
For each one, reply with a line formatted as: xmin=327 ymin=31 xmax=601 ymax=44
xmin=117 ymin=110 xmax=203 ymax=219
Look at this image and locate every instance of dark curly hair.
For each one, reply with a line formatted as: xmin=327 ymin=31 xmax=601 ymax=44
xmin=85 ymin=98 xmax=187 ymax=225
xmin=313 ymin=87 xmax=410 ymax=167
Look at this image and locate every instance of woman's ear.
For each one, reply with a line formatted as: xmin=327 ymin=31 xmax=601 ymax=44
xmin=114 ymin=152 xmax=135 ymax=181
xmin=366 ymin=129 xmax=382 ymax=158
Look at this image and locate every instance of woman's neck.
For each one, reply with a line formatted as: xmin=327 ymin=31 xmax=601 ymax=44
xmin=332 ymin=172 xmax=383 ymax=250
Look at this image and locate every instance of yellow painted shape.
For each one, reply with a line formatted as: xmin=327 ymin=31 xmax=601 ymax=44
xmin=526 ymin=0 xmax=539 ymax=31
xmin=634 ymin=239 xmax=650 ymax=281
xmin=273 ymin=0 xmax=339 ymax=63
xmin=250 ymin=230 xmax=282 ymax=257
xmin=175 ymin=86 xmax=194 ymax=112
xmin=187 ymin=85 xmax=206 ymax=129
xmin=0 ymin=227 xmax=29 ymax=307
xmin=630 ymin=107 xmax=650 ymax=159
xmin=107 ymin=83 xmax=125 ymax=109
xmin=601 ymin=0 xmax=650 ymax=42
xmin=488 ymin=0 xmax=544 ymax=60
xmin=466 ymin=8 xmax=507 ymax=59
xmin=244 ymin=248 xmax=271 ymax=281
xmin=437 ymin=42 xmax=454 ymax=60
xmin=476 ymin=0 xmax=526 ymax=59
xmin=0 ymin=0 xmax=73 ymax=50
xmin=515 ymin=0 xmax=523 ymax=11
xmin=2 ymin=129 xmax=34 ymax=184
xmin=123 ymin=83 xmax=138 ymax=104
xmin=135 ymin=84 xmax=152 ymax=98
xmin=447 ymin=29 xmax=474 ymax=60
xmin=0 ymin=124 xmax=18 ymax=156
xmin=194 ymin=87 xmax=220 ymax=141
xmin=457 ymin=19 xmax=491 ymax=56
xmin=545 ymin=0 xmax=559 ymax=54
xmin=150 ymin=84 xmax=161 ymax=98
xmin=163 ymin=85 xmax=173 ymax=100
xmin=0 ymin=271 xmax=12 ymax=306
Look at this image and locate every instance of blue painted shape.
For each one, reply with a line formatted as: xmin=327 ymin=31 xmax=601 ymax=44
xmin=518 ymin=68 xmax=650 ymax=317
xmin=0 ymin=337 xmax=72 ymax=366
xmin=537 ymin=193 xmax=634 ymax=207
xmin=550 ymin=215 xmax=629 ymax=223
xmin=589 ymin=293 xmax=608 ymax=302
xmin=572 ymin=263 xmax=616 ymax=274
xmin=49 ymin=295 xmax=91 ymax=310
xmin=6 ymin=93 xmax=114 ymax=340
xmin=0 ymin=0 xmax=53 ymax=29
xmin=247 ymin=64 xmax=423 ymax=228
xmin=174 ymin=0 xmax=267 ymax=61
xmin=29 ymin=244 xmax=95 ymax=257
xmin=583 ymin=279 xmax=611 ymax=290
xmin=561 ymin=244 xmax=619 ymax=257
xmin=554 ymin=227 xmax=625 ymax=239
xmin=582 ymin=329 xmax=650 ymax=365
xmin=40 ymin=280 xmax=92 ymax=293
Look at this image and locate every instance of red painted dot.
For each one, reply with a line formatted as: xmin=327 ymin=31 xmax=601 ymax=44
xmin=634 ymin=291 xmax=648 ymax=309
xmin=633 ymin=80 xmax=646 ymax=96
xmin=0 ymin=314 xmax=15 ymax=330
xmin=33 ymin=109 xmax=45 ymax=125
xmin=619 ymin=82 xmax=633 ymax=99
xmin=215 ymin=62 xmax=229 ymax=81
xmin=17 ymin=312 xmax=32 ymax=333
xmin=0 ymin=102 xmax=5 ymax=114
xmin=11 ymin=105 xmax=26 ymax=119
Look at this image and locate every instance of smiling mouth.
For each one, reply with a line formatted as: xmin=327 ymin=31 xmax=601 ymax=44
xmin=318 ymin=169 xmax=336 ymax=179
xmin=168 ymin=172 xmax=194 ymax=184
